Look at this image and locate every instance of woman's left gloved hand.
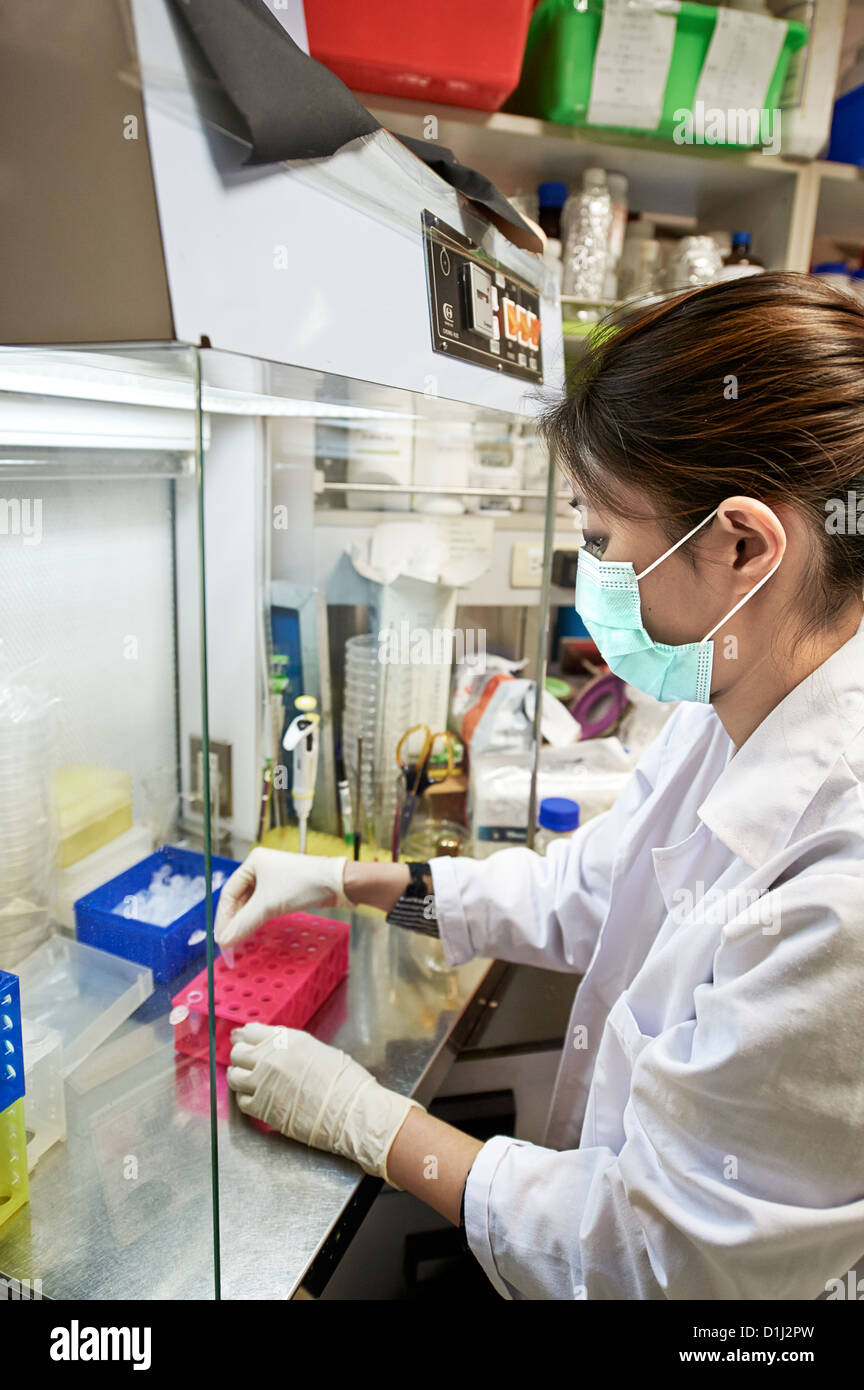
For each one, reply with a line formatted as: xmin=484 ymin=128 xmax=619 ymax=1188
xmin=227 ymin=1022 xmax=425 ymax=1188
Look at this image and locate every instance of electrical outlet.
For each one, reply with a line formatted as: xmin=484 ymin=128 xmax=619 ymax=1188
xmin=510 ymin=541 xmax=545 ymax=588
xmin=511 ymin=535 xmax=583 ymax=589
xmin=189 ymin=736 xmax=233 ymax=819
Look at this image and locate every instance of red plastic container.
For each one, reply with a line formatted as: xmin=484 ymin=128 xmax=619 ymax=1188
xmin=171 ymin=912 xmax=350 ymax=1066
xmin=304 ymin=1 xmax=535 ymax=112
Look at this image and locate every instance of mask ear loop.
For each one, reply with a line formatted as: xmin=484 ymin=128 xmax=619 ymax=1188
xmin=699 ymin=552 xmax=784 ymax=645
xmin=635 ymin=507 xmax=720 ymax=581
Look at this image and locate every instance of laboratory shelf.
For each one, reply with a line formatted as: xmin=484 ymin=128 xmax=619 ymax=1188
xmin=813 ymin=158 xmax=864 ymax=242
xmin=363 ymin=95 xmax=864 ymax=270
xmin=312 ymin=507 xmax=563 ymax=529
xmin=364 ymin=94 xmax=803 ymax=187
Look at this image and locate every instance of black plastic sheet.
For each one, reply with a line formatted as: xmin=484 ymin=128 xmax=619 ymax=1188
xmin=170 ymin=0 xmax=541 ymax=251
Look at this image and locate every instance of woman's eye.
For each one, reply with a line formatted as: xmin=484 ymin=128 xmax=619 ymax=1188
xmin=582 ymin=534 xmax=607 ymax=557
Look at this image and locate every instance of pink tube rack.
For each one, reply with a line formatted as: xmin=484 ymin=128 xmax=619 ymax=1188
xmin=170 ymin=913 xmax=350 ymax=1066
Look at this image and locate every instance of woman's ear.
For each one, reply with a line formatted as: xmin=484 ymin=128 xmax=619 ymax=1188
xmin=716 ymin=498 xmax=786 ymax=580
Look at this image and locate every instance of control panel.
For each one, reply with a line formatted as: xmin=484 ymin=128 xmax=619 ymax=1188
xmin=421 ymin=210 xmax=543 ymax=383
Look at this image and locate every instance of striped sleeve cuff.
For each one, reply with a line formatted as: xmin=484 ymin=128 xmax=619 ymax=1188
xmin=384 ymin=861 xmax=441 ymax=937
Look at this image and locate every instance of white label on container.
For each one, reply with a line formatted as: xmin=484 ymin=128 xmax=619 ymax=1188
xmin=587 ymin=0 xmax=680 ymax=132
xmin=694 ymin=10 xmax=787 ymax=122
xmin=436 ymin=516 xmax=495 ymax=586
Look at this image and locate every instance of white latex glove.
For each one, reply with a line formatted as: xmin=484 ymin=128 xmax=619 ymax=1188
xmin=214 ymin=847 xmax=351 ymax=947
xmin=227 ymin=1022 xmax=425 ymax=1188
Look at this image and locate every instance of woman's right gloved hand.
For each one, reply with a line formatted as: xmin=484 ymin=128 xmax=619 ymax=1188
xmin=214 ymin=847 xmax=351 ymax=947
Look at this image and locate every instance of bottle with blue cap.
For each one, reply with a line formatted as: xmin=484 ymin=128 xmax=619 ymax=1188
xmin=537 ymin=181 xmax=567 ymax=241
xmin=535 ymin=797 xmax=581 ymax=855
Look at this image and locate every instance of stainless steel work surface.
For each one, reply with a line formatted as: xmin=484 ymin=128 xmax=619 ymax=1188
xmin=0 ymin=916 xmax=491 ymax=1300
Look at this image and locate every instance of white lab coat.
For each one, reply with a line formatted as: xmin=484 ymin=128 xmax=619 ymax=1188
xmin=430 ymin=611 xmax=864 ymax=1300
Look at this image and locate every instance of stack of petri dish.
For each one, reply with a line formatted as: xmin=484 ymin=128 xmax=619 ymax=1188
xmin=0 ymin=685 xmax=57 ymax=969
xmin=342 ymin=634 xmax=381 ymax=849
xmin=373 ymin=650 xmax=418 ymax=859
xmin=342 ymin=630 xmax=451 ymax=857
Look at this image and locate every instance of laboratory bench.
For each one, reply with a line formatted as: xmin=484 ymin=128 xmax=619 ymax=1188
xmin=0 ymin=912 xmax=512 ymax=1301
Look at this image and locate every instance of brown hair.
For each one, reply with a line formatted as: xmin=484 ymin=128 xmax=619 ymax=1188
xmin=538 ymin=271 xmax=864 ymax=641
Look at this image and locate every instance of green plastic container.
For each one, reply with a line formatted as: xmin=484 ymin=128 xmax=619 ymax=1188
xmin=507 ymin=0 xmax=808 ymax=148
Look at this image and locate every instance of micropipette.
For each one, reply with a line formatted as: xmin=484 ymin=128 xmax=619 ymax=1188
xmin=282 ymin=695 xmax=320 ymax=854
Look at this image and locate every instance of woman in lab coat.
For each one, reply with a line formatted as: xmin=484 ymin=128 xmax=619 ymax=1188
xmin=217 ymin=272 xmax=864 ymax=1301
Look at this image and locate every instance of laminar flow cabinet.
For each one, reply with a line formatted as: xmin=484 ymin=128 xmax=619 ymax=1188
xmin=0 ymin=0 xmax=566 ymax=1297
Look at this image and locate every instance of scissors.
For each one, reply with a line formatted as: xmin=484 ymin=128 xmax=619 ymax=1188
xmin=392 ymin=724 xmax=456 ymax=860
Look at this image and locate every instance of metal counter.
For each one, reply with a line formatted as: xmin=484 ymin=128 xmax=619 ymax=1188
xmin=0 ymin=913 xmax=496 ymax=1300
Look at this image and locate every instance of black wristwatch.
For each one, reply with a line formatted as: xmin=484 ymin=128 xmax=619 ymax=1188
xmin=404 ymin=861 xmax=433 ymax=898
